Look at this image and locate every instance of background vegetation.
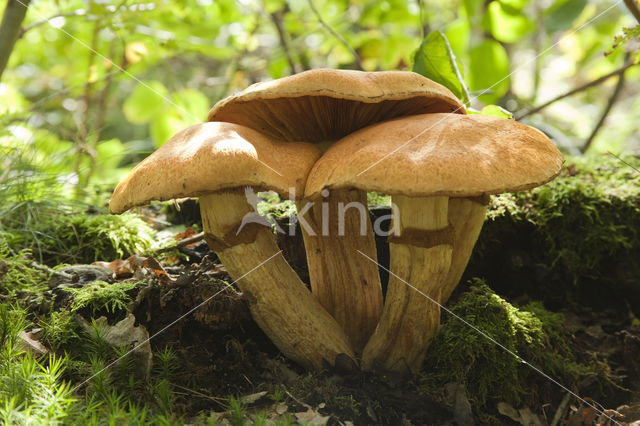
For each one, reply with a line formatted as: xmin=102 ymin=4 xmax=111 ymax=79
xmin=1 ymin=0 xmax=639 ymax=423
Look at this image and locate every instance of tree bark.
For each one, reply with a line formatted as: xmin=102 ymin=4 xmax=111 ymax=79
xmin=0 ymin=0 xmax=30 ymax=82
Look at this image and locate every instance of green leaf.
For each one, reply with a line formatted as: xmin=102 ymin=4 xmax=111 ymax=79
xmin=468 ymin=39 xmax=510 ymax=104
xmin=544 ymin=0 xmax=588 ymax=33
xmin=172 ymin=89 xmax=210 ymax=122
xmin=500 ymin=0 xmax=530 ymax=11
xmin=150 ymin=113 xmax=178 ymax=148
xmin=485 ymin=1 xmax=535 ymax=43
xmin=469 ymin=104 xmax=514 ymax=119
xmin=444 ymin=19 xmax=470 ymax=58
xmin=412 ymin=31 xmax=470 ymax=105
xmin=122 ymin=81 xmax=169 ymax=124
xmin=95 ymin=139 xmax=126 ymax=178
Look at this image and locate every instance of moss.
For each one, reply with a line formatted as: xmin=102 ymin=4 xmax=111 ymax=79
xmin=489 ymin=155 xmax=640 ymax=274
xmin=39 ymin=309 xmax=80 ymax=349
xmin=470 ymin=154 xmax=640 ymax=314
xmin=0 ymin=240 xmax=47 ymax=294
xmin=256 ymin=191 xmax=297 ymax=221
xmin=0 ymin=195 xmax=156 ymax=265
xmin=62 ymin=280 xmax=141 ymax=317
xmin=420 ymin=279 xmax=591 ymax=418
xmin=47 ymin=213 xmax=156 ymax=264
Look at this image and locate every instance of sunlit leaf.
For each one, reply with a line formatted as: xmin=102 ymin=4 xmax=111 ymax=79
xmin=413 ymin=31 xmax=470 ymax=105
xmin=544 ymin=0 xmax=588 ymax=33
xmin=123 ymin=81 xmax=169 ymax=124
xmin=485 ymin=1 xmax=535 ymax=43
xmin=150 ymin=114 xmax=178 ymax=148
xmin=471 ymin=104 xmax=514 ymax=118
xmin=468 ymin=39 xmax=510 ymax=104
xmin=172 ymin=89 xmax=210 ymax=123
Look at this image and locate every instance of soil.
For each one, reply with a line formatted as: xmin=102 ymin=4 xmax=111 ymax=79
xmin=118 ymin=241 xmax=640 ymax=425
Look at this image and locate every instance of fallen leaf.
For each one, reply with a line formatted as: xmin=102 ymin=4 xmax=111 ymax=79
xmin=497 ymin=402 xmax=545 ymax=425
xmin=294 ymin=407 xmax=330 ymax=425
xmin=18 ymin=329 xmax=50 ymax=356
xmin=497 ymin=402 xmax=521 ymax=422
xmin=77 ymin=313 xmax=153 ymax=377
xmin=240 ymin=391 xmax=267 ymax=405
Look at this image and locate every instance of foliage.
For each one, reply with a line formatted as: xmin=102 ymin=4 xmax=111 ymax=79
xmin=63 ymin=280 xmax=140 ymax=316
xmin=608 ymin=25 xmax=640 ymax=63
xmin=413 ymin=30 xmax=469 ymax=106
xmin=487 ymin=154 xmax=640 ymax=277
xmin=420 ymin=279 xmax=592 ymax=417
xmin=0 ymin=241 xmax=47 ymax=294
xmin=1 ymin=202 xmax=156 ymax=264
xmin=0 ymin=301 xmax=185 ymax=424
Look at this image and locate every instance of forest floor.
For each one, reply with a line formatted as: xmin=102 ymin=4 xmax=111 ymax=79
xmin=2 ymin=154 xmax=640 ymax=424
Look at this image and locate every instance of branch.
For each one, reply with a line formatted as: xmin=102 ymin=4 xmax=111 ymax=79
xmin=580 ymin=54 xmax=630 ymax=154
xmin=19 ymin=9 xmax=86 ymax=36
xmin=307 ymin=0 xmax=364 ymax=70
xmin=0 ymin=0 xmax=31 ymax=82
xmin=268 ymin=6 xmax=298 ymax=75
xmin=515 ymin=61 xmax=638 ymax=120
xmin=624 ymin=0 xmax=640 ymax=25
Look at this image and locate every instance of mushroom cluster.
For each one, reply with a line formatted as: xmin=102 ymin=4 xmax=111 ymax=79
xmin=110 ymin=69 xmax=564 ymax=373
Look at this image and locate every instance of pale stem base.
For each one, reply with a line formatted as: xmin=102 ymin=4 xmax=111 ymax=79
xmin=361 ymin=195 xmax=452 ymax=373
xmin=297 ymin=188 xmax=383 ymax=353
xmin=200 ymin=190 xmax=355 ymax=370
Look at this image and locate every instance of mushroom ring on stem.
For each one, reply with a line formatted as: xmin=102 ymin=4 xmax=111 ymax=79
xmin=109 ymin=122 xmax=354 ymax=370
xmin=209 ymin=68 xmax=466 ymax=352
xmin=305 ymin=113 xmax=565 ymax=373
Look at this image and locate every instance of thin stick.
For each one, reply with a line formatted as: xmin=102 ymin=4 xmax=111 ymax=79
xmin=268 ymin=6 xmax=298 ymax=75
xmin=515 ymin=61 xmax=637 ymax=120
xmin=307 ymin=0 xmax=364 ymax=70
xmin=624 ymin=0 xmax=640 ymax=24
xmin=550 ymin=392 xmax=572 ymax=426
xmin=580 ymin=56 xmax=629 ymax=153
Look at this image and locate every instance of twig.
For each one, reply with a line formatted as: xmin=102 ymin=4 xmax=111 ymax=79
xmin=0 ymin=0 xmax=31 ymax=81
xmin=580 ymin=54 xmax=629 ymax=153
xmin=29 ymin=261 xmax=74 ymax=280
xmin=18 ymin=9 xmax=86 ymax=36
xmin=624 ymin=0 xmax=640 ymax=24
xmin=416 ymin=0 xmax=430 ymax=39
xmin=550 ymin=392 xmax=572 ymax=426
xmin=607 ymin=151 xmax=640 ymax=174
xmin=515 ymin=61 xmax=637 ymax=120
xmin=268 ymin=6 xmax=298 ymax=75
xmin=150 ymin=232 xmax=205 ymax=255
xmin=307 ymin=0 xmax=364 ymax=70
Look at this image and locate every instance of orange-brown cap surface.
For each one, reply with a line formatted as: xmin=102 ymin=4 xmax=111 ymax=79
xmin=208 ymin=69 xmax=465 ymax=143
xmin=109 ymin=122 xmax=321 ymax=214
xmin=305 ymin=113 xmax=564 ymax=199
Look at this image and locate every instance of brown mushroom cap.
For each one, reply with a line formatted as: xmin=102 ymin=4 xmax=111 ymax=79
xmin=305 ymin=113 xmax=564 ymax=199
xmin=109 ymin=122 xmax=321 ymax=214
xmin=207 ymin=69 xmax=465 ymax=143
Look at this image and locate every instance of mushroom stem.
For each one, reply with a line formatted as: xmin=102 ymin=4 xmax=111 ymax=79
xmin=441 ymin=197 xmax=488 ymax=303
xmin=200 ymin=189 xmax=355 ymax=370
xmin=297 ymin=188 xmax=383 ymax=353
xmin=361 ymin=195 xmax=452 ymax=373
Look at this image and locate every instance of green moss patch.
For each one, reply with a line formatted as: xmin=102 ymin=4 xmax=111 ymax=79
xmin=470 ymin=154 xmax=640 ymax=314
xmin=1 ymin=200 xmax=156 ymax=265
xmin=0 ymin=241 xmax=47 ymax=294
xmin=420 ymin=279 xmax=593 ymax=420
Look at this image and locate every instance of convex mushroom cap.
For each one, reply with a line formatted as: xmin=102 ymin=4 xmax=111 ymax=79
xmin=208 ymin=69 xmax=466 ymax=143
xmin=109 ymin=121 xmax=321 ymax=214
xmin=305 ymin=113 xmax=564 ymax=198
